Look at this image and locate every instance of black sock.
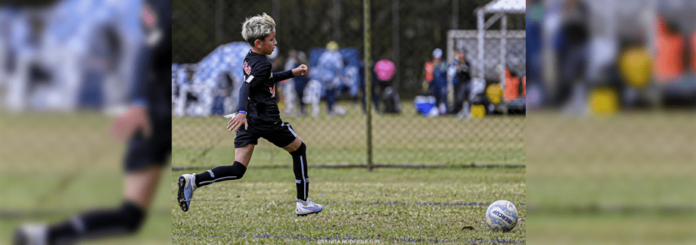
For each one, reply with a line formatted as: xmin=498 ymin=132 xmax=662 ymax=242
xmin=290 ymin=143 xmax=308 ymax=201
xmin=48 ymin=201 xmax=145 ymax=245
xmin=195 ymin=161 xmax=247 ymax=187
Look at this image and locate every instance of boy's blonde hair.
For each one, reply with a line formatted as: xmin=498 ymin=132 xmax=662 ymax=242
xmin=241 ymin=13 xmax=276 ymax=46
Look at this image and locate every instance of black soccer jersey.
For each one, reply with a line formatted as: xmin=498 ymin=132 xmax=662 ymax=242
xmin=124 ymin=0 xmax=172 ymax=172
xmin=131 ymin=0 xmax=172 ymax=124
xmin=239 ymin=50 xmax=294 ymax=126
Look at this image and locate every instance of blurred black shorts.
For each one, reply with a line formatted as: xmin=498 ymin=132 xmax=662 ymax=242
xmin=124 ymin=121 xmax=171 ymax=172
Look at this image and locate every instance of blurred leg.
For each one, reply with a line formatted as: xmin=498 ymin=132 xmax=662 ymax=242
xmin=42 ymin=166 xmax=163 ymax=245
xmin=326 ymin=87 xmax=336 ymax=114
xmin=124 ymin=166 xmax=163 ymax=209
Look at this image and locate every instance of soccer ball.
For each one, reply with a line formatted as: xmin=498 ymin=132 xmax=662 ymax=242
xmin=485 ymin=200 xmax=518 ymax=232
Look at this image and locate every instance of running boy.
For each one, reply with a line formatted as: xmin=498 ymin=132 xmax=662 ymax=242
xmin=177 ymin=13 xmax=322 ymax=216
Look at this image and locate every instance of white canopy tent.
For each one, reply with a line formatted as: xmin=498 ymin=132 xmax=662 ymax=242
xmin=482 ymin=0 xmax=526 ymax=14
xmin=476 ymin=0 xmax=526 ymax=84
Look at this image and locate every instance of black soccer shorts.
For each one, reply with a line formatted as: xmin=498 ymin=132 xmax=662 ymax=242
xmin=124 ymin=121 xmax=172 ymax=172
xmin=234 ymin=122 xmax=298 ymax=148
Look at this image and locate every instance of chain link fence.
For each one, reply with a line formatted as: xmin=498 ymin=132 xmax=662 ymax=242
xmin=171 ymin=0 xmax=526 ymax=168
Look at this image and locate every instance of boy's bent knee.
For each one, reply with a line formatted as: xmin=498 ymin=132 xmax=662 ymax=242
xmin=290 ymin=142 xmax=306 ymax=156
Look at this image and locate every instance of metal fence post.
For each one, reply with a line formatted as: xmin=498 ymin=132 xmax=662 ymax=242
xmin=364 ymin=0 xmax=373 ymax=171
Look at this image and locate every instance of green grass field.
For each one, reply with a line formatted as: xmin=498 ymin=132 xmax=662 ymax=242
xmin=0 ymin=102 xmax=527 ymax=244
xmin=172 ymin=101 xmax=526 ymax=244
xmin=171 ymin=167 xmax=526 ymax=244
xmin=0 ymin=112 xmax=171 ymax=245
xmin=173 ymin=101 xmax=525 ymax=167
xmin=526 ymin=112 xmax=696 ymax=244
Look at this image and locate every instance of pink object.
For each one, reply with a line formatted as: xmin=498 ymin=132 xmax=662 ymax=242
xmin=374 ymin=59 xmax=396 ymax=81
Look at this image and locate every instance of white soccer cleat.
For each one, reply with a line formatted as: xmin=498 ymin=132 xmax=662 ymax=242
xmin=177 ymin=173 xmax=197 ymax=212
xmin=13 ymin=224 xmax=48 ymax=245
xmin=296 ymin=198 xmax=323 ymax=216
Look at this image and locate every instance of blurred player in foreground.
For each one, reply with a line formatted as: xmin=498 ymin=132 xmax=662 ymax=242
xmin=13 ymin=0 xmax=171 ymax=244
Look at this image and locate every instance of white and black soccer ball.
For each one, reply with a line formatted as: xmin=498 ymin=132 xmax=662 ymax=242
xmin=485 ymin=200 xmax=518 ymax=232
